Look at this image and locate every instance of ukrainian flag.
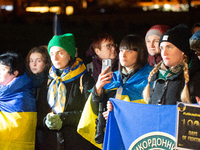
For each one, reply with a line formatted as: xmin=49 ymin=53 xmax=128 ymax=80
xmin=77 ymin=93 xmax=103 ymax=149
xmin=77 ymin=64 xmax=152 ymax=149
xmin=0 ymin=73 xmax=37 ymax=150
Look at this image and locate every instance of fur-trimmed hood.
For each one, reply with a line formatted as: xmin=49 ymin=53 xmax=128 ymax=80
xmin=190 ymin=30 xmax=200 ymax=53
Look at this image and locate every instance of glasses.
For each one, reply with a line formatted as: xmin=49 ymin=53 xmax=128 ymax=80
xmin=102 ymin=44 xmax=118 ymax=50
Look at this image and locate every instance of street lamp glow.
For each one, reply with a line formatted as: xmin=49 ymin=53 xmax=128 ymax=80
xmin=154 ymin=4 xmax=159 ymax=9
xmin=66 ymin=6 xmax=74 ymax=15
xmin=50 ymin=6 xmax=61 ymax=14
xmin=164 ymin=4 xmax=171 ymax=10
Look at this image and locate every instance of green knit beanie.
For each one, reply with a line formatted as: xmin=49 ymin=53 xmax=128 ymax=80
xmin=48 ymin=33 xmax=76 ymax=59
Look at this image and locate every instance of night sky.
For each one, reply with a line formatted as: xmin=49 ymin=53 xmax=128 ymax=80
xmin=0 ymin=8 xmax=199 ymax=64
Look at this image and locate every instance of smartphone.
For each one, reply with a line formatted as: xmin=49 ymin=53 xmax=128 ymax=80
xmin=102 ymin=59 xmax=112 ymax=74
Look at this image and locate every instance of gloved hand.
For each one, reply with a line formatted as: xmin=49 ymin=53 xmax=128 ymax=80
xmin=45 ymin=113 xmax=63 ymax=130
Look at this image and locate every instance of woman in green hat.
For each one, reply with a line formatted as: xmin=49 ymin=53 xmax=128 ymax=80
xmin=36 ymin=33 xmax=98 ymax=150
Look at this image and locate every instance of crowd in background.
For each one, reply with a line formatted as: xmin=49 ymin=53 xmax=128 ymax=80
xmin=0 ymin=22 xmax=200 ymax=150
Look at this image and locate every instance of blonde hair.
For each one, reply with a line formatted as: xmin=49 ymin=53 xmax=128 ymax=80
xmin=143 ymin=61 xmax=162 ymax=103
xmin=181 ymin=55 xmax=190 ymax=103
xmin=143 ymin=55 xmax=191 ymax=104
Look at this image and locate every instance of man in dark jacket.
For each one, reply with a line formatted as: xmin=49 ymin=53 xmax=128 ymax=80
xmin=36 ymin=33 xmax=98 ymax=150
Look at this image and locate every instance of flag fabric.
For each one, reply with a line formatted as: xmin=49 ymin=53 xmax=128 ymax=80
xmin=77 ymin=64 xmax=152 ymax=149
xmin=103 ymin=98 xmax=177 ymax=150
xmin=53 ymin=13 xmax=62 ymax=35
xmin=0 ymin=73 xmax=37 ymax=150
xmin=104 ymin=63 xmax=152 ymax=103
xmin=77 ymin=93 xmax=103 ymax=149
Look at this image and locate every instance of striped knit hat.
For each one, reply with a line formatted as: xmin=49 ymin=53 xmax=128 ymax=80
xmin=145 ymin=25 xmax=171 ymax=41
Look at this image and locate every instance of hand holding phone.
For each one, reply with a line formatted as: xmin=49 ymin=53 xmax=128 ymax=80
xmin=102 ymin=59 xmax=112 ymax=74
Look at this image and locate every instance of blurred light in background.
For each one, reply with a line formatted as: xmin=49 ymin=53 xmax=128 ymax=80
xmin=65 ymin=6 xmax=74 ymax=15
xmin=1 ymin=5 xmax=13 ymax=11
xmin=82 ymin=0 xmax=87 ymax=9
xmin=26 ymin=6 xmax=49 ymax=13
xmin=50 ymin=7 xmax=61 ymax=14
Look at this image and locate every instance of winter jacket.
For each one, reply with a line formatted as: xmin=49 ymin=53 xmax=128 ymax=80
xmin=149 ymin=53 xmax=200 ymax=105
xmin=36 ymin=66 xmax=97 ymax=150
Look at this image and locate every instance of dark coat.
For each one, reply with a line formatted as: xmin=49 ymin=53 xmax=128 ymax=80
xmin=149 ymin=53 xmax=200 ymax=105
xmin=36 ymin=72 xmax=98 ymax=150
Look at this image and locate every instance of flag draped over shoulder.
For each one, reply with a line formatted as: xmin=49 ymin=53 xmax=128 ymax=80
xmin=0 ymin=73 xmax=37 ymax=150
xmin=77 ymin=93 xmax=103 ymax=149
xmin=104 ymin=63 xmax=152 ymax=103
xmin=103 ymin=98 xmax=177 ymax=150
xmin=77 ymin=63 xmax=152 ymax=149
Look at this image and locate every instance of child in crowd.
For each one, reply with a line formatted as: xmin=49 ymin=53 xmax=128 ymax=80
xmin=25 ymin=46 xmax=51 ymax=101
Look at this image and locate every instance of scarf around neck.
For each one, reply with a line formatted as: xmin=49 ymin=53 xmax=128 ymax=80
xmin=47 ymin=57 xmax=87 ymax=113
xmin=159 ymin=62 xmax=184 ymax=80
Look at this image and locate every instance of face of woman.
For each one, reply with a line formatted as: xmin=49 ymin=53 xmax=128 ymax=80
xmin=119 ymin=49 xmax=138 ymax=71
xmin=146 ymin=35 xmax=160 ymax=56
xmin=160 ymin=42 xmax=184 ymax=67
xmin=29 ymin=52 xmax=46 ymax=74
xmin=95 ymin=39 xmax=117 ymax=60
xmin=0 ymin=64 xmax=16 ymax=85
xmin=49 ymin=46 xmax=71 ymax=70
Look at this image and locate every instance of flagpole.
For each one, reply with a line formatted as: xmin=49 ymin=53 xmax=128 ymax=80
xmin=54 ymin=13 xmax=57 ymax=35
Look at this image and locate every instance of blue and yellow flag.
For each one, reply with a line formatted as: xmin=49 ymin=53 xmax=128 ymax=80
xmin=77 ymin=63 xmax=152 ymax=149
xmin=104 ymin=63 xmax=152 ymax=103
xmin=0 ymin=73 xmax=37 ymax=150
xmin=77 ymin=93 xmax=103 ymax=149
xmin=103 ymin=98 xmax=177 ymax=150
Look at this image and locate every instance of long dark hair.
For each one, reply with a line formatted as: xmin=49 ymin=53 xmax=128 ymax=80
xmin=119 ymin=34 xmax=148 ymax=73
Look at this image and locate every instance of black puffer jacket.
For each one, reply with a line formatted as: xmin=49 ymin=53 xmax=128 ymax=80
xmin=149 ymin=53 xmax=200 ymax=105
xmin=36 ymin=72 xmax=98 ymax=150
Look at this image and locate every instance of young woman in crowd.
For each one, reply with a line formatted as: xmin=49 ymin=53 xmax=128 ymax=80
xmin=92 ymin=34 xmax=153 ymax=119
xmin=143 ymin=24 xmax=200 ymax=105
xmin=26 ymin=46 xmax=51 ymax=101
xmin=25 ymin=46 xmax=52 ymax=150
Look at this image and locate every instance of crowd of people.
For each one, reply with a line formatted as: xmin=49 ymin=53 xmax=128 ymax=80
xmin=1 ymin=23 xmax=200 ymax=150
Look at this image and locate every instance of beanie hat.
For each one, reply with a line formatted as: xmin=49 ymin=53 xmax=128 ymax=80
xmin=189 ymin=30 xmax=200 ymax=53
xmin=48 ymin=33 xmax=76 ymax=59
xmin=159 ymin=24 xmax=192 ymax=57
xmin=145 ymin=25 xmax=171 ymax=41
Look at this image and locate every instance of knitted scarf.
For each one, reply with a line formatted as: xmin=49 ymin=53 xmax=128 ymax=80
xmin=158 ymin=62 xmax=184 ymax=80
xmin=47 ymin=57 xmax=87 ymax=113
xmin=148 ymin=54 xmax=162 ymax=67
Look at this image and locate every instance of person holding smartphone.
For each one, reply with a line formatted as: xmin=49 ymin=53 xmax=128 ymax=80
xmin=92 ymin=34 xmax=153 ymax=119
xmin=86 ymin=33 xmax=119 ymax=82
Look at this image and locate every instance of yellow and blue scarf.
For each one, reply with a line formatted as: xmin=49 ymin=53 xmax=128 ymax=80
xmin=47 ymin=57 xmax=87 ymax=113
xmin=104 ymin=63 xmax=153 ymax=103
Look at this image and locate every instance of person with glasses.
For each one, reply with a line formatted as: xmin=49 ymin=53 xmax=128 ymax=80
xmin=92 ymin=34 xmax=153 ymax=120
xmin=86 ymin=33 xmax=119 ymax=82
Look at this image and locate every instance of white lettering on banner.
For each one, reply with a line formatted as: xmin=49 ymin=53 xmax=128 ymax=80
xmin=129 ymin=132 xmax=176 ymax=150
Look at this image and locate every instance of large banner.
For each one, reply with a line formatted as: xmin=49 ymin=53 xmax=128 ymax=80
xmin=103 ymin=98 xmax=177 ymax=150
